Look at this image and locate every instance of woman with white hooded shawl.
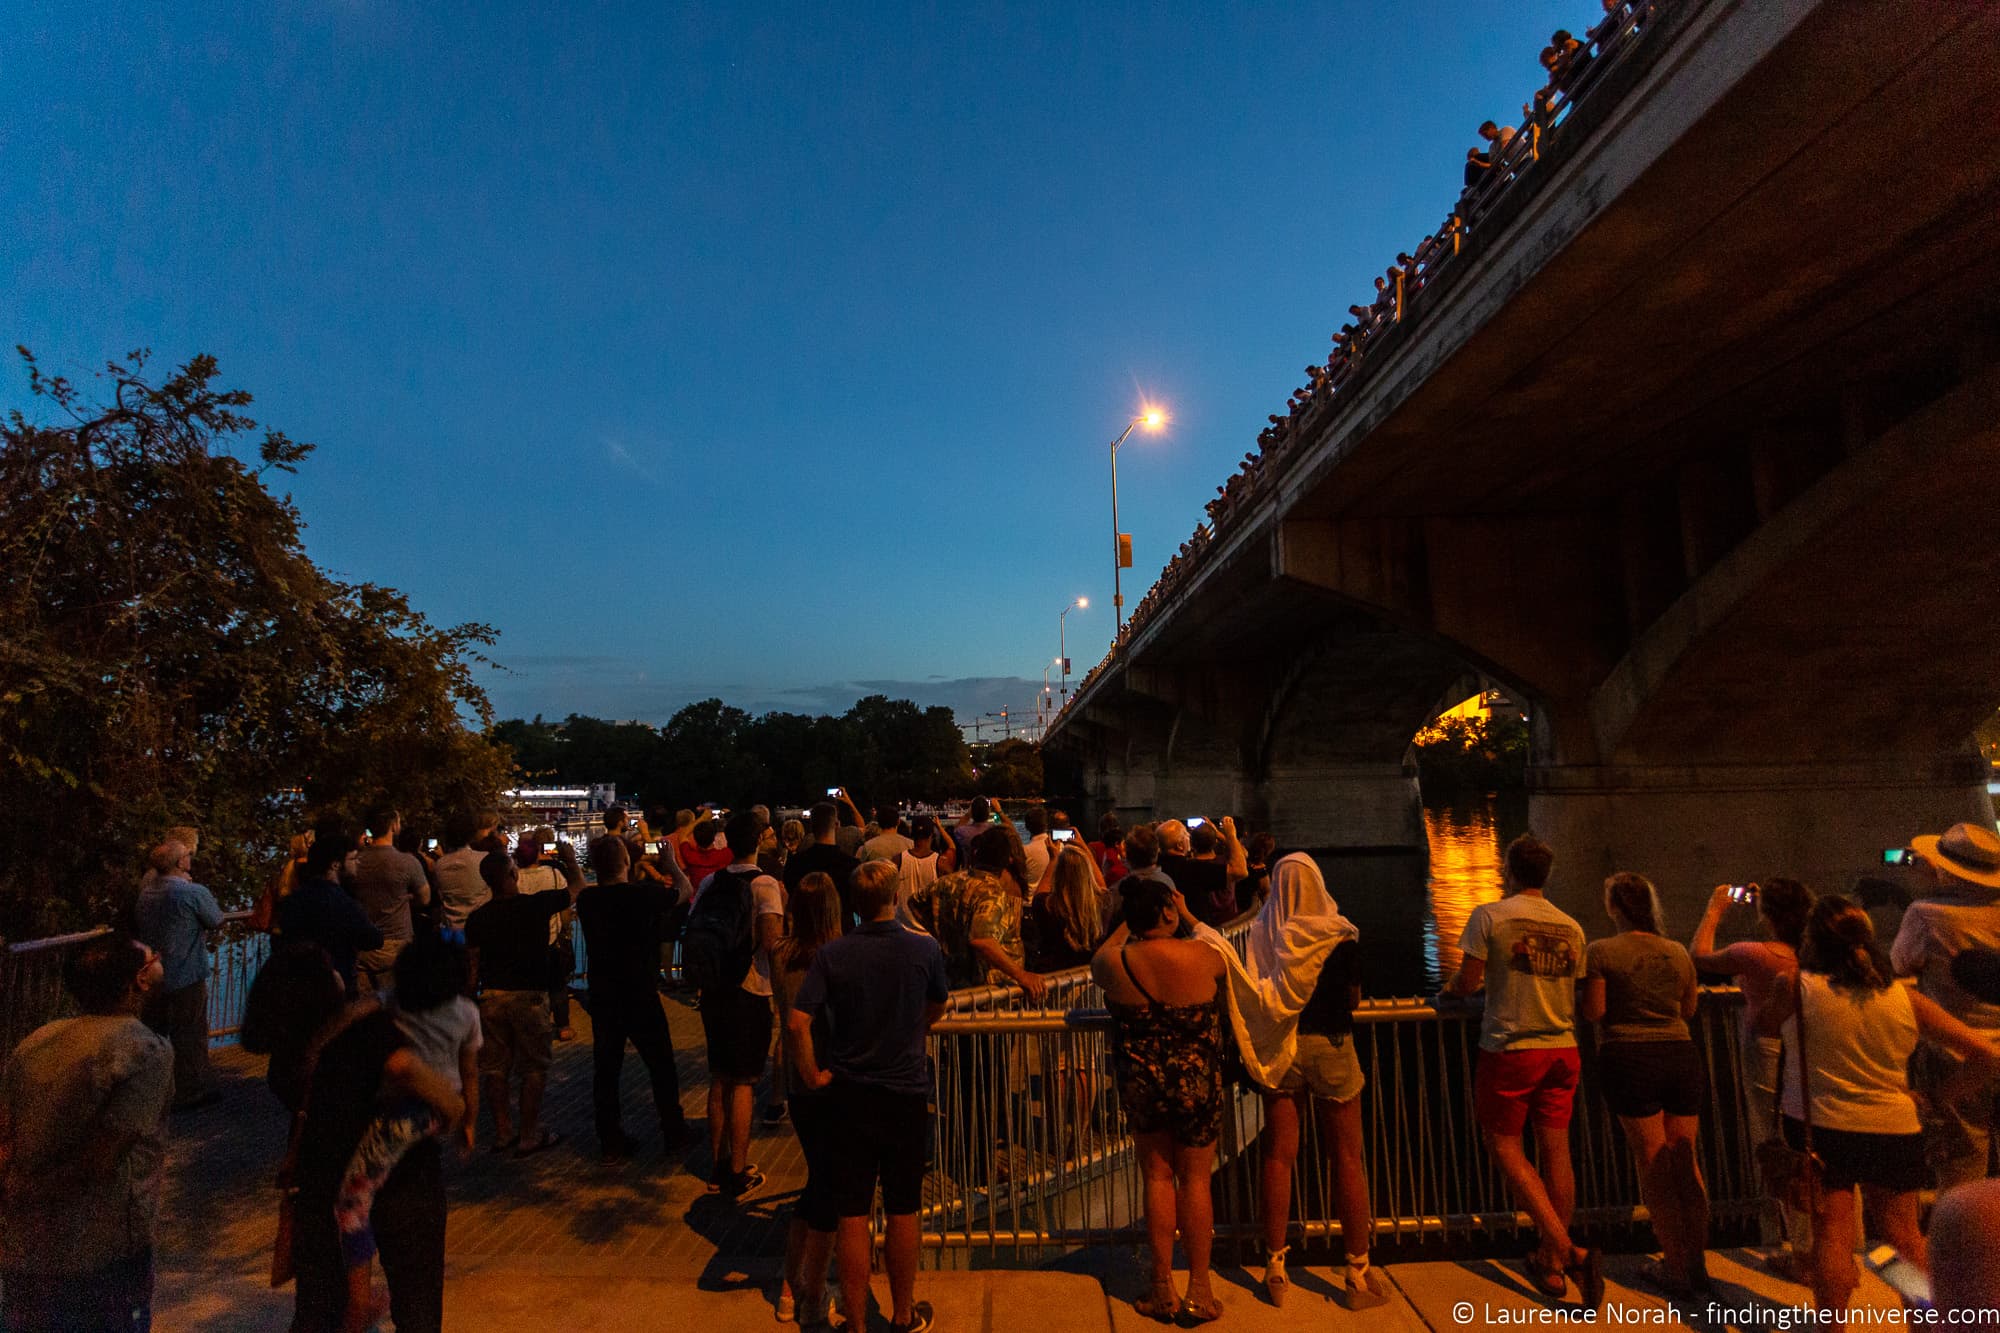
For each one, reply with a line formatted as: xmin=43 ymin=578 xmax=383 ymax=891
xmin=1193 ymin=853 xmax=1386 ymax=1310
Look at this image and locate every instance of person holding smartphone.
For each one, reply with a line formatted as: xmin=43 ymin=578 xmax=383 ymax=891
xmin=1691 ymin=877 xmax=1816 ymax=1274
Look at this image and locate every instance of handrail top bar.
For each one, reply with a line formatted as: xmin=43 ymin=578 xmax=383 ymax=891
xmin=937 ymin=983 xmax=1745 ymax=1032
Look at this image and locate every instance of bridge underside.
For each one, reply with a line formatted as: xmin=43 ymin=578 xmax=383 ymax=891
xmin=1047 ymin=0 xmax=2000 ymax=925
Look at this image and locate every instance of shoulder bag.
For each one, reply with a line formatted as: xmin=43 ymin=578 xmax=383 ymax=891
xmin=1752 ymin=969 xmax=1823 ymax=1219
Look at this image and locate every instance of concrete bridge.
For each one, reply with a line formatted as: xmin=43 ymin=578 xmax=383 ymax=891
xmin=1044 ymin=0 xmax=2000 ymax=924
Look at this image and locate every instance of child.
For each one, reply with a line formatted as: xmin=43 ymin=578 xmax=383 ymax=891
xmin=336 ymin=932 xmax=480 ymax=1333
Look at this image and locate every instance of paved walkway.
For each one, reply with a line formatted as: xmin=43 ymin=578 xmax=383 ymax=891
xmin=153 ymin=998 xmax=1915 ymax=1331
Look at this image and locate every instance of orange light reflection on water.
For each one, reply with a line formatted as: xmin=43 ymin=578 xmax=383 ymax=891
xmin=1424 ymin=803 xmax=1506 ymax=987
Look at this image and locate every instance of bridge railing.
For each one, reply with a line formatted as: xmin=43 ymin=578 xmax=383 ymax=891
xmin=1059 ymin=0 xmax=1681 ymax=718
xmin=918 ymin=984 xmax=1762 ymax=1262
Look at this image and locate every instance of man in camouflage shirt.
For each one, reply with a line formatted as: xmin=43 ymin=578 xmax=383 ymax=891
xmin=908 ymin=826 xmax=1046 ymax=1001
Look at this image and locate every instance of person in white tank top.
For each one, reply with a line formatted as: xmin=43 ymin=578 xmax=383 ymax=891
xmin=1765 ymin=896 xmax=2000 ymax=1315
xmin=894 ymin=817 xmax=955 ymax=931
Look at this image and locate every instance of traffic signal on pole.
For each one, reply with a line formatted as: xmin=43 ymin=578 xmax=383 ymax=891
xmin=1117 ymin=533 xmax=1132 ymax=568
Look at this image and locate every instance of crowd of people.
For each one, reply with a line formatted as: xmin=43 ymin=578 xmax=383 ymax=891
xmin=11 ymin=796 xmax=2000 ymax=1329
xmin=1065 ymin=0 xmax=1657 ymax=711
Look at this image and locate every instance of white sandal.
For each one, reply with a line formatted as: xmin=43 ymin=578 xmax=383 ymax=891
xmin=1262 ymin=1246 xmax=1290 ymax=1307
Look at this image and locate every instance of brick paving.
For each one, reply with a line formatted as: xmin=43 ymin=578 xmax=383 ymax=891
xmin=158 ymin=987 xmax=804 ymax=1285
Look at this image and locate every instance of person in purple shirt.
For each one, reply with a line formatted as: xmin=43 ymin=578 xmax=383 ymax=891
xmin=133 ymin=840 xmax=223 ymax=1109
xmin=789 ymin=861 xmax=948 ymax=1333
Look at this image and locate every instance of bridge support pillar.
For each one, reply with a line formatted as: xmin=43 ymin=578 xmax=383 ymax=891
xmin=1259 ymin=763 xmax=1427 ymax=853
xmin=1154 ymin=769 xmax=1251 ymax=830
xmin=1528 ymin=757 xmax=1995 ymax=932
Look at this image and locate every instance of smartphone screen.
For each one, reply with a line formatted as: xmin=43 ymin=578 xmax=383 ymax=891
xmin=826 ymin=787 xmax=840 ymax=797
xmin=644 ymin=842 xmax=662 ymax=855
xmin=542 ymin=841 xmax=559 ymax=855
xmin=1051 ymin=829 xmax=1075 ymax=843
xmin=1883 ymin=848 xmax=1912 ymax=866
xmin=425 ymin=838 xmax=438 ymax=851
xmin=1186 ymin=817 xmax=1206 ymax=829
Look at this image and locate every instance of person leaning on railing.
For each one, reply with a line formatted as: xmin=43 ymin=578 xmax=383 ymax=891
xmin=1231 ymin=854 xmax=1387 ymax=1311
xmin=1579 ymin=872 xmax=1709 ymax=1295
xmin=1091 ymin=879 xmax=1229 ymax=1325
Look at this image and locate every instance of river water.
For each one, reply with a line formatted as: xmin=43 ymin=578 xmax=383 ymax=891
xmin=1310 ymin=793 xmax=1528 ymax=998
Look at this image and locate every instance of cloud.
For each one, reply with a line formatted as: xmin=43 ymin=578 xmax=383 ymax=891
xmin=602 ymin=437 xmax=662 ymax=486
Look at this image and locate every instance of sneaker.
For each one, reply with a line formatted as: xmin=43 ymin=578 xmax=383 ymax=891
xmin=891 ymin=1300 xmax=934 ymax=1333
xmin=723 ymin=1165 xmax=768 ymax=1201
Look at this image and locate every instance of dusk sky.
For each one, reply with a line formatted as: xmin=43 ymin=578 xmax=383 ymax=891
xmin=8 ymin=1 xmax=1579 ymax=727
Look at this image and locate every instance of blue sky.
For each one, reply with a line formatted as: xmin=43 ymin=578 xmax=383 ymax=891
xmin=7 ymin=1 xmax=1578 ymax=726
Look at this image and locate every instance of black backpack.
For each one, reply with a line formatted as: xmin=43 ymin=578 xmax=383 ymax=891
xmin=681 ymin=868 xmax=756 ymax=993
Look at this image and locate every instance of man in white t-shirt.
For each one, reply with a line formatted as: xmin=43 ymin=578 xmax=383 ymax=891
xmin=1447 ymin=833 xmax=1601 ymax=1310
xmin=694 ymin=811 xmax=786 ymax=1200
xmin=1021 ymin=807 xmax=1057 ymax=886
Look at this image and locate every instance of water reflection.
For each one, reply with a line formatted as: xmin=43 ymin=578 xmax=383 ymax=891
xmin=1422 ymin=798 xmax=1518 ymax=988
xmin=1310 ymin=793 xmax=1524 ymax=998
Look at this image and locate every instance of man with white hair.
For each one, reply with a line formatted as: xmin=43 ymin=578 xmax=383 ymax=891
xmin=132 ymin=840 xmax=223 ymax=1109
xmin=1892 ymin=822 xmax=2000 ymax=1187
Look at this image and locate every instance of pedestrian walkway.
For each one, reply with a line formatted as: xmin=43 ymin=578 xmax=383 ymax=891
xmin=153 ymin=997 xmax=1914 ymax=1332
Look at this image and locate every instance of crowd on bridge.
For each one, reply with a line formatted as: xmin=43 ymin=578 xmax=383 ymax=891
xmin=13 ymin=780 xmax=2000 ymax=1330
xmin=1068 ymin=0 xmax=1658 ymax=709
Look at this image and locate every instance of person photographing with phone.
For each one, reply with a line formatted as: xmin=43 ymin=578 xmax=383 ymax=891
xmin=1691 ymin=876 xmax=1816 ymax=1275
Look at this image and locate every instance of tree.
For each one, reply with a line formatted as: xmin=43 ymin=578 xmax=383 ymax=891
xmin=978 ymin=738 xmax=1044 ymax=798
xmin=0 ymin=349 xmax=510 ymax=935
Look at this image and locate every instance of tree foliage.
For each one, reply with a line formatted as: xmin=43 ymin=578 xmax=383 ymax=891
xmin=1411 ymin=714 xmax=1529 ymax=794
xmin=490 ymin=694 xmax=975 ymax=810
xmin=0 ymin=349 xmax=510 ymax=936
xmin=976 ymin=737 xmax=1044 ymax=798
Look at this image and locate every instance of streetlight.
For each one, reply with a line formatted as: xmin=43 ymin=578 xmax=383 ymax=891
xmin=1110 ymin=407 xmax=1168 ymax=642
xmin=1059 ymin=596 xmax=1087 ymax=703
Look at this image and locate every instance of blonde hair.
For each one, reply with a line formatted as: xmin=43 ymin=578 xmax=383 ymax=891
xmin=1603 ymin=871 xmax=1663 ymax=934
xmin=1048 ymin=846 xmax=1104 ymax=952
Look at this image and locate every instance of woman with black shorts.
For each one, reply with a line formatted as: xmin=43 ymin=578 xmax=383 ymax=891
xmin=1767 ymin=896 xmax=2000 ymax=1314
xmin=1580 ymin=872 xmax=1709 ymax=1293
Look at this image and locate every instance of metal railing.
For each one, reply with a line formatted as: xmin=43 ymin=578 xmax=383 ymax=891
xmin=941 ymin=909 xmax=1260 ymax=1016
xmin=917 ymin=986 xmax=1760 ymax=1263
xmin=0 ymin=911 xmax=269 ymax=1067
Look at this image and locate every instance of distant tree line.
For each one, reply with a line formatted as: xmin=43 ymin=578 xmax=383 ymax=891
xmin=492 ymin=695 xmax=983 ymax=810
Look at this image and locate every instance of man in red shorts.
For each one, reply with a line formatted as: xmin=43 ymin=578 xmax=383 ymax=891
xmin=1447 ymin=834 xmax=1603 ymax=1310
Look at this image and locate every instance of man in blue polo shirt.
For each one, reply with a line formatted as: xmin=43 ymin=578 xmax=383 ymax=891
xmin=790 ymin=860 xmax=948 ymax=1333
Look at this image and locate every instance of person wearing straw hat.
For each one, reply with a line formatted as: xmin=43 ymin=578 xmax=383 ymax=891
xmin=1891 ymin=822 xmax=2000 ymax=1188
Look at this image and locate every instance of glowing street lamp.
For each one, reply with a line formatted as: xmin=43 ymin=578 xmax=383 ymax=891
xmin=1059 ymin=596 xmax=1087 ymax=704
xmin=1110 ymin=407 xmax=1168 ymax=641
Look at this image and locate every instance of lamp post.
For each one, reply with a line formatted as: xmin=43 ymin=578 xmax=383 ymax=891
xmin=1059 ymin=597 xmax=1087 ymax=703
xmin=1110 ymin=408 xmax=1167 ymax=643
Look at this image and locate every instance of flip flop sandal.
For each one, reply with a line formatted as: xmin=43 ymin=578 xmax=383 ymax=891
xmin=1133 ymin=1280 xmax=1179 ymax=1322
xmin=515 ymin=1131 xmax=565 ymax=1158
xmin=1179 ymin=1292 xmax=1224 ymax=1324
